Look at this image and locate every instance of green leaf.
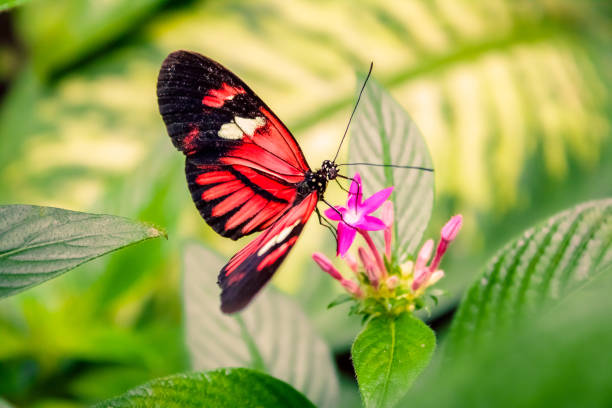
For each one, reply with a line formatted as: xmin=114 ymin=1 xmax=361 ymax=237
xmin=0 ymin=0 xmax=28 ymax=12
xmin=95 ymin=368 xmax=315 ymax=408
xmin=327 ymin=294 xmax=354 ymax=309
xmin=183 ymin=243 xmax=339 ymax=408
xmin=0 ymin=205 xmax=165 ymax=298
xmin=352 ymin=314 xmax=436 ymax=408
xmin=349 ymin=78 xmax=434 ymax=260
xmin=446 ymin=198 xmax=612 ymax=355
xmin=405 ymin=263 xmax=612 ymax=407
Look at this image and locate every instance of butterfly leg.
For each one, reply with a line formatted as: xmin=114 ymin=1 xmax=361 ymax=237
xmin=335 ymin=178 xmax=350 ymax=193
xmin=336 ymin=174 xmax=361 ymax=201
xmin=315 ymin=206 xmax=337 ymax=241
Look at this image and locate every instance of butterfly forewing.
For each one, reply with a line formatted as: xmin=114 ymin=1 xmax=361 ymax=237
xmin=157 ymin=50 xmax=319 ymax=312
xmin=157 ymin=50 xmax=312 ymax=239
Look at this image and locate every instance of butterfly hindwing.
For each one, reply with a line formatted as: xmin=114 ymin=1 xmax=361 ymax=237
xmin=185 ymin=162 xmax=298 ymax=239
xmin=157 ymin=50 xmax=312 ymax=240
xmin=218 ymin=193 xmax=318 ymax=313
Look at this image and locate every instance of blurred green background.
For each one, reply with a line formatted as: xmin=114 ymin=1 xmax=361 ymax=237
xmin=0 ymin=0 xmax=610 ymax=406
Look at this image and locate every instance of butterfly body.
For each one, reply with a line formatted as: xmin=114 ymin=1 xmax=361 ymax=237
xmin=298 ymin=160 xmax=338 ymax=199
xmin=157 ymin=50 xmax=338 ymax=313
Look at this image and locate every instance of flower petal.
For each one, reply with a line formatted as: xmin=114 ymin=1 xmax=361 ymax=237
xmin=361 ymin=187 xmax=394 ymax=214
xmin=354 ymin=215 xmax=386 ymax=231
xmin=337 ymin=222 xmax=357 ymax=256
xmin=324 ymin=206 xmax=346 ymax=221
xmin=349 ymin=172 xmax=362 ymax=196
xmin=347 ymin=173 xmax=363 ymax=210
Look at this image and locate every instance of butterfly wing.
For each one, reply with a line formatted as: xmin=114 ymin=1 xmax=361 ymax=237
xmin=157 ymin=50 xmax=311 ymax=239
xmin=218 ymin=192 xmax=318 ymax=313
xmin=157 ymin=51 xmax=320 ymax=312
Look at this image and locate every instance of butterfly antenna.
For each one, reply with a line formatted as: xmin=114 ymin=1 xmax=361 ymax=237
xmin=332 ymin=62 xmax=374 ymax=163
xmin=338 ymin=162 xmax=434 ymax=172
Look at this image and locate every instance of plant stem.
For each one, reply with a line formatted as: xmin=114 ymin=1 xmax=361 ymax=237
xmin=360 ymin=229 xmax=387 ymax=278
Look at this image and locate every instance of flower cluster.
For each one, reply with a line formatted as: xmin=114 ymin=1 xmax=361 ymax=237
xmin=312 ymin=173 xmax=462 ymax=317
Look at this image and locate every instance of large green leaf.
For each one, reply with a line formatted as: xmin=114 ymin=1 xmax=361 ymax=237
xmin=405 ymin=262 xmax=612 ymax=407
xmin=349 ymin=78 xmax=434 ymax=260
xmin=0 ymin=205 xmax=165 ymax=298
xmin=183 ymin=243 xmax=339 ymax=408
xmin=95 ymin=368 xmax=315 ymax=408
xmin=352 ymin=314 xmax=435 ymax=408
xmin=446 ymin=198 xmax=612 ymax=355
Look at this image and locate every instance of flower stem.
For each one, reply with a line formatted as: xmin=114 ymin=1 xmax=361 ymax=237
xmin=359 ymin=229 xmax=387 ymax=278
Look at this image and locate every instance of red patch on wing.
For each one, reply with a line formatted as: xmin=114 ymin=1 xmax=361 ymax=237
xmin=183 ymin=127 xmax=198 ymax=153
xmin=195 ymin=170 xmax=235 ymax=185
xmin=257 ymin=236 xmax=299 ymax=271
xmin=201 ymin=180 xmax=243 ymax=200
xmin=258 ymin=107 xmax=309 ymax=171
xmin=202 ymin=83 xmax=246 ymax=108
xmin=212 ymin=188 xmax=255 ymax=217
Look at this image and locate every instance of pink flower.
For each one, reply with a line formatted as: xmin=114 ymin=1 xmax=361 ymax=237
xmin=312 ymin=171 xmax=463 ymax=317
xmin=325 ymin=173 xmax=393 ymax=256
xmin=412 ymin=215 xmax=463 ymax=291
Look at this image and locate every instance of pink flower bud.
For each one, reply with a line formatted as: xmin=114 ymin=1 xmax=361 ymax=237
xmin=427 ymin=270 xmax=445 ymax=287
xmin=359 ymin=230 xmax=387 ymax=278
xmin=384 ymin=229 xmax=392 ymax=259
xmin=357 ymin=247 xmax=374 ymax=272
xmin=441 ymin=215 xmax=463 ymax=242
xmin=381 ymin=201 xmax=394 ymax=228
xmin=381 ymin=201 xmax=394 ymax=260
xmin=415 ymin=239 xmax=434 ymax=272
xmin=412 ymin=271 xmax=427 ymax=291
xmin=340 ymin=279 xmax=364 ymax=298
xmin=430 ymin=215 xmax=463 ymax=271
xmin=358 ymin=247 xmax=379 ymax=288
xmin=312 ymin=252 xmax=342 ymax=281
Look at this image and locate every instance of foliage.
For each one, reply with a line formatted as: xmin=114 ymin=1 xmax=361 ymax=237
xmin=396 ymin=199 xmax=612 ymax=407
xmin=406 ymin=238 xmax=612 ymax=407
xmin=352 ymin=314 xmax=435 ymax=408
xmin=96 ymin=368 xmax=315 ymax=408
xmin=446 ymin=198 xmax=612 ymax=355
xmin=0 ymin=205 xmax=165 ymax=298
xmin=0 ymin=0 xmax=610 ymax=407
xmin=183 ymin=243 xmax=339 ymax=408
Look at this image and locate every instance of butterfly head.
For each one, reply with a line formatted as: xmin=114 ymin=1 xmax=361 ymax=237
xmin=321 ymin=160 xmax=339 ymax=181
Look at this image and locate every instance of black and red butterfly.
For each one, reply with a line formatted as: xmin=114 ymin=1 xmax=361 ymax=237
xmin=157 ymin=50 xmax=345 ymax=313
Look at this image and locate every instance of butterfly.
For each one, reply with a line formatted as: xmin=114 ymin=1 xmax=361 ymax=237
xmin=157 ymin=51 xmax=347 ymax=313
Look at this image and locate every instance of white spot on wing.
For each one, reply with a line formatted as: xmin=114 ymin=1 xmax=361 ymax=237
xmin=218 ymin=116 xmax=266 ymax=140
xmin=257 ymin=220 xmax=300 ymax=257
xmin=235 ymin=116 xmax=266 ymax=137
xmin=218 ymin=122 xmax=244 ymax=140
